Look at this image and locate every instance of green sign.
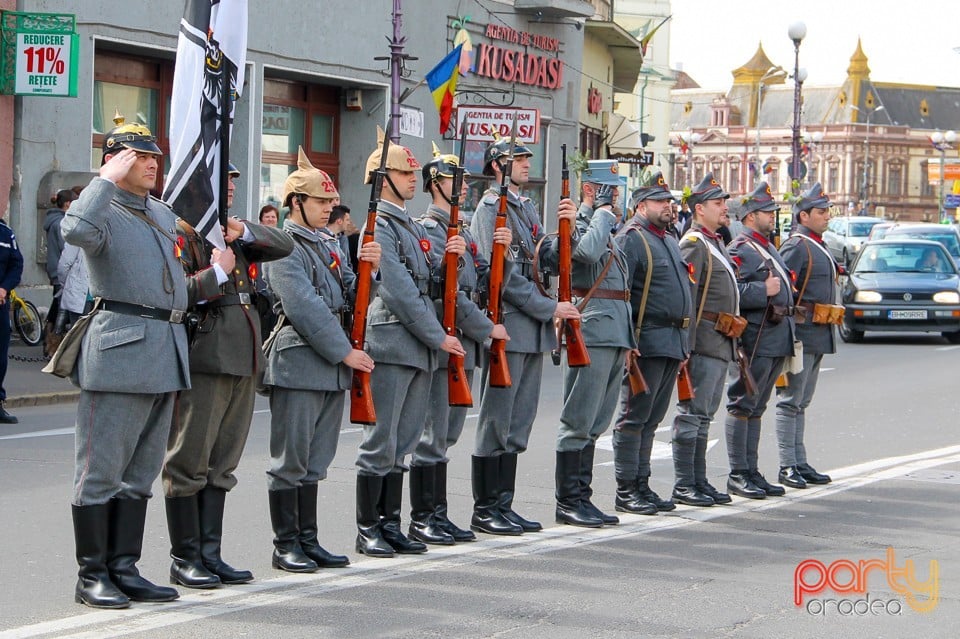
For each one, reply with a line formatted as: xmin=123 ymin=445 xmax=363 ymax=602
xmin=0 ymin=11 xmax=79 ymax=97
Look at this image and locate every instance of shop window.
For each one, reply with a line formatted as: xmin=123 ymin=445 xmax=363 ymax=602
xmin=260 ymin=79 xmax=339 ymax=210
xmin=463 ymin=124 xmax=548 ymax=224
xmin=91 ymin=50 xmax=173 ymax=177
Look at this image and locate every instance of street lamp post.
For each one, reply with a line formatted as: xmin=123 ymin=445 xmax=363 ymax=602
xmin=852 ymin=105 xmax=885 ymax=213
xmin=754 ymin=66 xmax=785 ymax=182
xmin=931 ymin=130 xmax=957 ymax=222
xmin=788 ymin=21 xmax=807 ymax=196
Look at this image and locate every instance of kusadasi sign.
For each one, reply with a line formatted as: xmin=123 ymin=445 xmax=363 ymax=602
xmin=473 ymin=23 xmax=563 ymax=90
xmin=794 ymin=548 xmax=939 ymax=616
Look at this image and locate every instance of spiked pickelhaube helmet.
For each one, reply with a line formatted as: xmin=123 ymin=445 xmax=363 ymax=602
xmin=422 ymin=142 xmax=469 ymax=193
xmin=101 ymin=109 xmax=162 ymax=162
xmin=364 ymin=125 xmax=421 ymax=184
xmin=482 ymin=133 xmax=532 ymax=176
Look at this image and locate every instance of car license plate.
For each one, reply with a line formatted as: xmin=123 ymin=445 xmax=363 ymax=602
xmin=888 ymin=310 xmax=927 ymax=320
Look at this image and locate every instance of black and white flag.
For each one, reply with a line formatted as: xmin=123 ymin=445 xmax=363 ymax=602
xmin=162 ymin=0 xmax=247 ymax=250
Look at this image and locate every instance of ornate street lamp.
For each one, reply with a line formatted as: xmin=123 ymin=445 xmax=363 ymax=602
xmin=931 ymin=130 xmax=957 ymax=222
xmin=852 ymin=105 xmax=885 ymax=213
xmin=788 ymin=21 xmax=807 ymax=196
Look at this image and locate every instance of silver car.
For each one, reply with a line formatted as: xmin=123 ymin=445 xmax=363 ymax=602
xmin=823 ymin=216 xmax=884 ymax=268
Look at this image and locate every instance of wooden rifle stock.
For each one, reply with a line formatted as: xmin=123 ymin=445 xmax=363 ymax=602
xmin=350 ymin=127 xmax=393 ymax=425
xmin=625 ymin=349 xmax=649 ymax=397
xmin=444 ymin=123 xmax=472 ymax=407
xmin=486 ymin=186 xmax=512 ymax=388
xmin=485 ymin=115 xmax=518 ymax=389
xmin=677 ymin=360 xmax=695 ymax=401
xmin=736 ymin=347 xmax=759 ymax=398
xmin=557 ymin=143 xmax=590 ymax=368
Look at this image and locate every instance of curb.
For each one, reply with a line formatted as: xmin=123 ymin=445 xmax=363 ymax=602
xmin=6 ymin=391 xmax=81 ymax=409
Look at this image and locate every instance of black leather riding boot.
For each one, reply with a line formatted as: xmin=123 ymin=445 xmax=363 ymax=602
xmin=497 ymin=453 xmax=541 ymax=532
xmin=356 ymin=474 xmax=394 ymax=558
xmin=379 ymin=472 xmax=427 ymax=554
xmin=470 ymin=456 xmax=522 ymax=535
xmin=72 ymin=503 xmax=130 ymax=609
xmin=579 ymin=443 xmax=618 ymax=525
xmin=109 ymin=498 xmax=180 ymax=601
xmin=555 ymin=450 xmax=603 ymax=527
xmin=408 ymin=465 xmax=455 ymax=545
xmin=268 ymin=489 xmax=318 ymax=572
xmin=197 ymin=486 xmax=254 ymax=584
xmin=166 ymin=495 xmax=222 ymax=588
xmin=297 ymin=483 xmax=349 ymax=567
xmin=434 ymin=461 xmax=475 ymax=542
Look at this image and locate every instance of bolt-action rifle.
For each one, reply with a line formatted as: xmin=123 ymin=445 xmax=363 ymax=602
xmin=349 ymin=123 xmax=392 ymax=424
xmin=444 ymin=120 xmax=473 ymax=406
xmin=553 ymin=143 xmax=590 ymax=368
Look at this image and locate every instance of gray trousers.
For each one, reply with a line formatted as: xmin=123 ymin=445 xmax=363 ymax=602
xmin=474 ymin=350 xmax=543 ymax=456
xmin=725 ymin=355 xmax=784 ymax=471
xmin=613 ymin=356 xmax=681 ymax=480
xmin=413 ymin=366 xmax=475 ymax=466
xmin=357 ymin=362 xmax=432 ymax=476
xmin=73 ymin=390 xmax=175 ymax=506
xmin=775 ymin=351 xmax=824 ymax=467
xmin=267 ymin=387 xmax=345 ymax=490
xmin=673 ymin=354 xmax=728 ymax=441
xmin=163 ymin=372 xmax=256 ymax=497
xmin=557 ymin=346 xmax=626 ymax=452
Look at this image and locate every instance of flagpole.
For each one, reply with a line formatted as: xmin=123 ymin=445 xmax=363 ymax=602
xmin=389 ymin=0 xmax=403 ymax=142
xmin=218 ymin=64 xmax=230 ymax=229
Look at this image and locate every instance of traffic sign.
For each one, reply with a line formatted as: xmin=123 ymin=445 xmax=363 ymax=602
xmin=787 ymin=161 xmax=807 ymax=180
xmin=944 ymin=194 xmax=960 ymax=209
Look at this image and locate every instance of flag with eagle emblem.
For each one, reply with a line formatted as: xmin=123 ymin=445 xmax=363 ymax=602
xmin=162 ymin=0 xmax=247 ymax=250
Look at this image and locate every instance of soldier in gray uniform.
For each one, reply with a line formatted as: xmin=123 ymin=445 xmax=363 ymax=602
xmin=469 ymin=136 xmax=581 ymax=535
xmin=410 ymin=145 xmax=511 ymax=544
xmin=538 ymin=160 xmax=631 ymax=528
xmin=164 ymin=163 xmax=293 ymax=588
xmin=776 ymin=183 xmax=838 ymax=487
xmin=673 ymin=173 xmax=738 ymax=508
xmin=613 ymin=171 xmax=694 ymax=511
xmin=61 ymin=120 xmax=185 ymax=608
xmin=726 ymin=181 xmax=795 ymax=499
xmin=263 ymin=149 xmax=380 ymax=571
xmin=356 ymin=129 xmax=467 ymax=558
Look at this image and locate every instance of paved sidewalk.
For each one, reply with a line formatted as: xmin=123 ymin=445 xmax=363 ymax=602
xmin=4 ymin=339 xmax=79 ymax=408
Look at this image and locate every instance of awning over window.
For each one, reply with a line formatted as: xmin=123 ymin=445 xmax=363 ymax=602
xmin=606 ymin=112 xmax=643 ymax=156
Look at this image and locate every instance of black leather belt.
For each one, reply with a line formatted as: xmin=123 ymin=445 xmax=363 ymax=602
xmin=207 ymin=292 xmax=252 ymax=308
xmin=100 ymin=299 xmax=186 ymax=324
xmin=643 ymin=316 xmax=691 ymax=329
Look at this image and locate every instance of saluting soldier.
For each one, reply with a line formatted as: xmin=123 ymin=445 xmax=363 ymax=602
xmin=613 ymin=170 xmax=694 ymax=512
xmin=163 ymin=162 xmax=293 ymax=588
xmin=262 ymin=149 xmax=379 ymax=572
xmin=672 ymin=173 xmax=738 ymax=507
xmin=725 ymin=181 xmax=795 ymax=499
xmin=61 ymin=118 xmax=185 ymax=608
xmin=540 ymin=160 xmax=631 ymax=528
xmin=775 ymin=183 xmax=838 ymax=487
xmin=409 ymin=145 xmax=511 ymax=544
xmin=469 ymin=136 xmax=580 ymax=536
xmin=356 ymin=128 xmax=467 ymax=558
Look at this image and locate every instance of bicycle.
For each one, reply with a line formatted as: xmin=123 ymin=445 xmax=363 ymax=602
xmin=7 ymin=289 xmax=43 ymax=347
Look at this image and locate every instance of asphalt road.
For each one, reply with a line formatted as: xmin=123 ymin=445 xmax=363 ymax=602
xmin=1 ymin=334 xmax=958 ymax=638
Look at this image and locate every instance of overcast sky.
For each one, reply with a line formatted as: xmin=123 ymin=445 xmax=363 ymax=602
xmin=668 ymin=0 xmax=959 ymax=89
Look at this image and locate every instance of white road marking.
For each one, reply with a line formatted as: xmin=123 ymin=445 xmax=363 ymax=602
xmin=936 ymin=345 xmax=960 ymax=351
xmin=0 ymin=427 xmax=74 ymax=441
xmin=6 ymin=443 xmax=959 ymax=639
xmin=819 ymin=367 xmax=835 ymax=372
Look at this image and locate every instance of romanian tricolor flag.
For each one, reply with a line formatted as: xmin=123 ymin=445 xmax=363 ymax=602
xmin=426 ymin=44 xmax=463 ymax=135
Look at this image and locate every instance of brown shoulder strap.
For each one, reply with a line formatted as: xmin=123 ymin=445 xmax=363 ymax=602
xmin=696 ymin=241 xmax=713 ymax=325
xmin=627 ymin=228 xmax=655 ymax=341
xmin=795 ymin=237 xmax=814 ymax=306
xmin=576 ymin=239 xmax=618 ymax=312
